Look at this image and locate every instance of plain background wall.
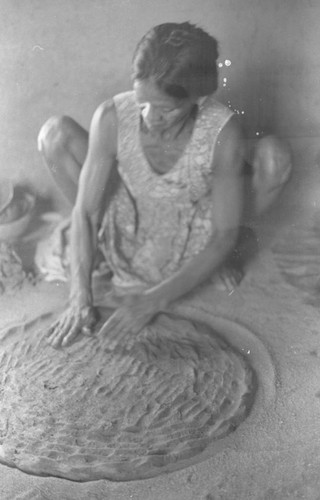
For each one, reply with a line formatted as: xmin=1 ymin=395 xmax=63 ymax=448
xmin=0 ymin=0 xmax=320 ymax=207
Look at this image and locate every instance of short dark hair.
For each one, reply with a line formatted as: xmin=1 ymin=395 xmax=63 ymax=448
xmin=132 ymin=22 xmax=219 ymax=99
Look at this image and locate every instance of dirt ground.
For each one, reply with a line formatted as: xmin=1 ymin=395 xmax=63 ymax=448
xmin=1 ymin=164 xmax=320 ymax=500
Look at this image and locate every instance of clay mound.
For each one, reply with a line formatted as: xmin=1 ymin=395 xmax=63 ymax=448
xmin=0 ymin=312 xmax=254 ymax=481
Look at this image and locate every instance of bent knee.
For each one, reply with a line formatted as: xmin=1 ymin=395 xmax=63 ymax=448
xmin=37 ymin=115 xmax=75 ymax=156
xmin=252 ymin=135 xmax=292 ymax=190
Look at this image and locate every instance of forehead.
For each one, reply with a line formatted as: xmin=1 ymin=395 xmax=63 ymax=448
xmin=133 ymin=79 xmax=181 ymax=107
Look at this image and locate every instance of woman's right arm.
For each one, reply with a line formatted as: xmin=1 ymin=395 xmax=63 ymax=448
xmin=47 ymin=100 xmax=118 ymax=347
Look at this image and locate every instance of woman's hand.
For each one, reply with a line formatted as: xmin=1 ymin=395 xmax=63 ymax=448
xmin=47 ymin=303 xmax=99 ymax=348
xmin=99 ymin=291 xmax=165 ymax=341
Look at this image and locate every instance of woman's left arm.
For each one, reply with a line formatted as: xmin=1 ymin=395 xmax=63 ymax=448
xmin=100 ymin=116 xmax=245 ymax=337
xmin=148 ymin=115 xmax=245 ymax=304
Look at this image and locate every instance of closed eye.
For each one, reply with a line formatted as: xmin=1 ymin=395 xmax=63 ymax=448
xmin=138 ymin=103 xmax=176 ymax=113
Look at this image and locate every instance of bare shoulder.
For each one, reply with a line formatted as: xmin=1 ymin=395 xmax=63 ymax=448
xmin=89 ymin=99 xmax=118 ymax=156
xmin=214 ymin=115 xmax=245 ymax=174
xmin=92 ymin=99 xmax=117 ymax=126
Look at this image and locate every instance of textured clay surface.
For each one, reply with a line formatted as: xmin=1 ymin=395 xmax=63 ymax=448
xmin=0 ymin=311 xmax=254 ymax=481
xmin=272 ymin=219 xmax=320 ymax=306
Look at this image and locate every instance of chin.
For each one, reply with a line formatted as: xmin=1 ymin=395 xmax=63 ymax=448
xmin=149 ymin=125 xmax=165 ymax=134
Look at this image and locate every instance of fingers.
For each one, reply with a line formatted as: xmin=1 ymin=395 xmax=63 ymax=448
xmin=220 ymin=274 xmax=236 ymax=294
xmin=47 ymin=303 xmax=151 ymax=349
xmin=47 ymin=314 xmax=68 ymax=346
xmin=47 ymin=316 xmax=73 ymax=348
xmin=61 ymin=320 xmax=82 ymax=347
xmin=46 ymin=308 xmax=86 ymax=348
xmin=46 ymin=318 xmax=60 ymax=338
xmin=98 ymin=310 xmax=123 ymax=338
xmin=98 ymin=308 xmax=152 ymax=350
xmin=106 ymin=315 xmax=132 ymax=350
xmin=218 ymin=265 xmax=244 ymax=294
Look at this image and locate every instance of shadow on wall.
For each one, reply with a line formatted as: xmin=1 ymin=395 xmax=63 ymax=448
xmin=217 ymin=52 xmax=307 ymax=144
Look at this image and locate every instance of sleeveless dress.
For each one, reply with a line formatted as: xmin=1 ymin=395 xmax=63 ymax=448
xmin=99 ymin=91 xmax=233 ymax=292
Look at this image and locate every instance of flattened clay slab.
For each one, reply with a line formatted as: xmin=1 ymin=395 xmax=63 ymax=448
xmin=0 ymin=312 xmax=255 ymax=481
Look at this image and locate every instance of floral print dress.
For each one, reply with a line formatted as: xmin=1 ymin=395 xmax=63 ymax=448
xmin=100 ymin=91 xmax=233 ymax=292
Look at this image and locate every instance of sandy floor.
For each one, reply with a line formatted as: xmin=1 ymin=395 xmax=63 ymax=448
xmin=1 ymin=165 xmax=320 ymax=499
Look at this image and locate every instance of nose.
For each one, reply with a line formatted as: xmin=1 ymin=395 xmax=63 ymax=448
xmin=141 ymin=104 xmax=163 ymax=127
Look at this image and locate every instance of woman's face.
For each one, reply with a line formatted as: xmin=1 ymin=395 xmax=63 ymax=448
xmin=134 ymin=79 xmax=197 ymax=134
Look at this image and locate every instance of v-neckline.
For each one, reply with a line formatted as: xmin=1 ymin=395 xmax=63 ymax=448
xmin=138 ymin=105 xmax=200 ymax=176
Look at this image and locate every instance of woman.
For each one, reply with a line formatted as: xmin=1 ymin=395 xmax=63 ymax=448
xmin=38 ymin=22 xmax=291 ymax=347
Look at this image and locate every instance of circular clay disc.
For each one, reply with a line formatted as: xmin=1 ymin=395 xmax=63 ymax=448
xmin=0 ymin=312 xmax=255 ymax=481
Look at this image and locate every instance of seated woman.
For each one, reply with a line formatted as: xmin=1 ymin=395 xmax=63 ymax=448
xmin=37 ymin=22 xmax=291 ymax=347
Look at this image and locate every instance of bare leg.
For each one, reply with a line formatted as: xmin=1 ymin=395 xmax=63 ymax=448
xmin=34 ymin=117 xmax=89 ymax=279
xmin=36 ymin=115 xmax=119 ymax=279
xmin=220 ymin=135 xmax=292 ymax=290
xmin=37 ymin=115 xmax=88 ymax=206
xmin=249 ymin=135 xmax=292 ymax=218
